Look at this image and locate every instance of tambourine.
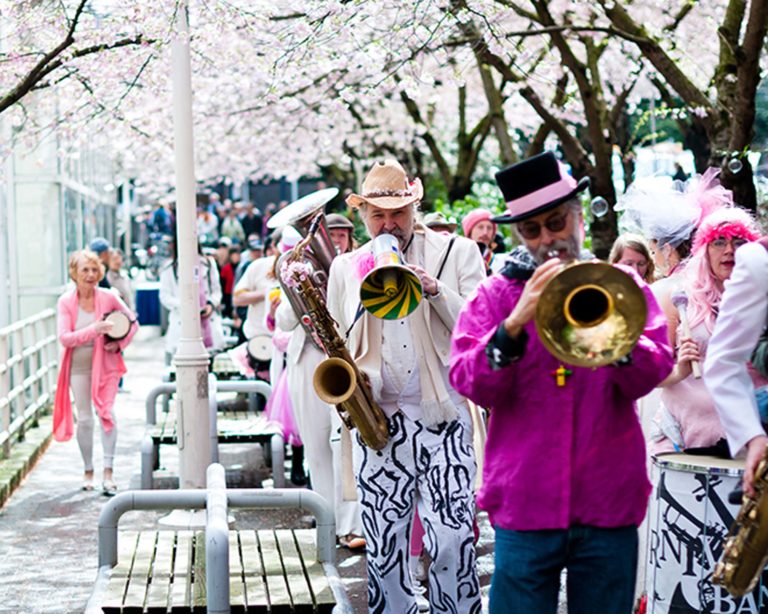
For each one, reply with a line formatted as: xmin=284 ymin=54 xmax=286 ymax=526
xmin=246 ymin=335 xmax=272 ymax=363
xmin=103 ymin=310 xmax=134 ymax=341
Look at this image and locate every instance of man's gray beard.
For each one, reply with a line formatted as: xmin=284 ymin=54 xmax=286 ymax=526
xmin=530 ymin=229 xmax=582 ymax=265
xmin=372 ymin=228 xmax=411 ymax=252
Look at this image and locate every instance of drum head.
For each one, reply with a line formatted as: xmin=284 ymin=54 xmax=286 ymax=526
xmin=653 ymin=452 xmax=744 ymax=476
xmin=246 ymin=335 xmax=272 ymax=362
xmin=104 ymin=311 xmax=131 ymax=340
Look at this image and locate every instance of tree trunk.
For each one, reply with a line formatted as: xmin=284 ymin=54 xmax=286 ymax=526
xmin=587 ymin=165 xmax=619 ymax=259
xmin=721 ymin=158 xmax=758 ymax=213
xmin=682 ymin=121 xmax=711 ymax=174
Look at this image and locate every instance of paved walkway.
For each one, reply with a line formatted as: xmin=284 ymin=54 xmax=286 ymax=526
xmin=0 ymin=326 xmax=495 ymax=613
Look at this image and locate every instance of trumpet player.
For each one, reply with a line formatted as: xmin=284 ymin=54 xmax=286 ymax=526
xmin=326 ymin=160 xmax=486 ymax=613
xmin=449 ymin=152 xmax=674 ymax=614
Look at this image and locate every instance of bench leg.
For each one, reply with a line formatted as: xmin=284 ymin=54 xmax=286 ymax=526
xmin=271 ymin=433 xmax=285 ymax=488
xmin=140 ymin=435 xmax=155 ymax=489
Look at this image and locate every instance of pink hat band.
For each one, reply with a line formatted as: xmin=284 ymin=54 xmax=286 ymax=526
xmin=505 ymin=175 xmax=577 ymax=218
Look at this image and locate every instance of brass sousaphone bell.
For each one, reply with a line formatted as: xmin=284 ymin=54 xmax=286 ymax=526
xmin=535 ymin=262 xmax=647 ymax=367
xmin=360 ymin=234 xmax=423 ymax=319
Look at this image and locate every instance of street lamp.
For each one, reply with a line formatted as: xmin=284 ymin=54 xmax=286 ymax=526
xmin=169 ymin=0 xmax=212 ymax=491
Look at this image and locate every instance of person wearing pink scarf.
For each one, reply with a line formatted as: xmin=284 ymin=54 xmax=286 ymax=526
xmin=54 ymin=250 xmax=138 ymax=495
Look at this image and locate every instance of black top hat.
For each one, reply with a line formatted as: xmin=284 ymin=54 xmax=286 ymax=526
xmin=492 ymin=152 xmax=589 ymax=224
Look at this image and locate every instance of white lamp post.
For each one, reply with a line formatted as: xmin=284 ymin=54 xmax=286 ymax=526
xmin=170 ymin=0 xmax=211 ymax=490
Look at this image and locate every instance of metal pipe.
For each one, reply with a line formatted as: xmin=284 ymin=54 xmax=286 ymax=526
xmin=144 ymin=382 xmax=177 ymax=424
xmin=97 ymin=490 xmax=207 ymax=568
xmin=206 ymin=464 xmax=230 ymax=613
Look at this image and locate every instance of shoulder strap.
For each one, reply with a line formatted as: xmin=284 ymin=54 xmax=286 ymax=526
xmin=435 ymin=237 xmax=457 ymax=281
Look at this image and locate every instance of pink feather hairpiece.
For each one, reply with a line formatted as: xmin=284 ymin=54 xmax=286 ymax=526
xmin=355 ymin=252 xmax=375 ymax=280
xmin=688 ymin=167 xmax=734 ymax=225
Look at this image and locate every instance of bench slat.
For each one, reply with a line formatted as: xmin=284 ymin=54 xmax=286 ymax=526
xmin=276 ymin=529 xmax=315 ymax=613
xmin=294 ymin=529 xmax=337 ymax=612
xmin=239 ymin=530 xmax=269 ymax=610
xmin=170 ymin=530 xmax=193 ymax=610
xmin=101 ymin=531 xmax=139 ymax=614
xmin=123 ymin=530 xmax=156 ymax=613
xmin=228 ymin=532 xmax=247 ymax=612
xmin=146 ymin=530 xmax=175 ymax=613
xmin=192 ymin=531 xmax=207 ymax=609
xmin=258 ymin=530 xmax=293 ymax=612
xmin=152 ymin=409 xmax=279 ymax=445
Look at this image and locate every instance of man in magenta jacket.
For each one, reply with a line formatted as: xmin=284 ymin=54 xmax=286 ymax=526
xmin=449 ymin=152 xmax=674 ymax=614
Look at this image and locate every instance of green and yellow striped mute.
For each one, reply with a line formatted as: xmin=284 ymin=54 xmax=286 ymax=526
xmin=360 ymin=234 xmax=423 ymax=319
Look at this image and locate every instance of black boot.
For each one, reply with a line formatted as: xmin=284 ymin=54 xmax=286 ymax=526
xmin=290 ymin=445 xmax=308 ymax=486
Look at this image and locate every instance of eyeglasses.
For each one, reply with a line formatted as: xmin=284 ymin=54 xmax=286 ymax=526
xmin=710 ymin=237 xmax=748 ymax=250
xmin=517 ymin=210 xmax=570 ymax=240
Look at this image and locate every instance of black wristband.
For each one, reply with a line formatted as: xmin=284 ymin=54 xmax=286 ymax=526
xmin=485 ymin=323 xmax=529 ymax=369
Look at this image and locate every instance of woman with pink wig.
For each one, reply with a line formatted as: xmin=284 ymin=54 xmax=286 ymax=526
xmin=651 ymin=204 xmax=763 ymax=453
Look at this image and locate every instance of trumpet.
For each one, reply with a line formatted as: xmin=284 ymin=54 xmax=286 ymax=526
xmin=535 ymin=261 xmax=647 ymax=367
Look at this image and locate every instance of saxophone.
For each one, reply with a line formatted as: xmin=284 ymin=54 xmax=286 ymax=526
xmin=713 ymin=447 xmax=768 ymax=596
xmin=280 ymin=217 xmax=390 ymax=451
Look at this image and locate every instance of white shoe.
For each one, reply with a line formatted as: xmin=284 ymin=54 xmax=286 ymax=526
xmin=413 ymin=583 xmax=429 ymax=612
xmin=409 ymin=554 xmax=427 ymax=582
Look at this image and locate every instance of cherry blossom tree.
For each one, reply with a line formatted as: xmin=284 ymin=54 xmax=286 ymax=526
xmin=597 ymin=0 xmax=768 ymax=211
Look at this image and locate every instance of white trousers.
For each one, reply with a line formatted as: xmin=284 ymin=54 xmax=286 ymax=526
xmin=353 ymin=410 xmax=481 ymax=614
xmin=287 ymin=344 xmax=362 ymax=536
xmin=70 ymin=372 xmax=117 ymax=472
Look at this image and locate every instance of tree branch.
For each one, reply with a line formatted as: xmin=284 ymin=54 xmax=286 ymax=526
xmin=0 ymin=35 xmax=152 ymax=115
xmin=596 ymin=0 xmax=713 ymax=113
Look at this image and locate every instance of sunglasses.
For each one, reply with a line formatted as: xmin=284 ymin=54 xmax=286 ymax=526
xmin=517 ymin=209 xmax=570 ymax=240
xmin=710 ymin=237 xmax=748 ymax=249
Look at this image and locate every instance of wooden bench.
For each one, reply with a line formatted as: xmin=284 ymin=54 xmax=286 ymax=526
xmin=98 ymin=528 xmax=338 ymax=613
xmin=141 ymin=378 xmax=285 ymax=489
xmin=88 ymin=465 xmax=352 ymax=614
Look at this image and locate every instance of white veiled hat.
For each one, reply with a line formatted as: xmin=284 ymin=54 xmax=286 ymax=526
xmin=614 ymin=176 xmax=699 ymax=247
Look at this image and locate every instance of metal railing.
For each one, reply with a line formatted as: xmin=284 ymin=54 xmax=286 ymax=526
xmin=0 ymin=309 xmax=58 ymax=458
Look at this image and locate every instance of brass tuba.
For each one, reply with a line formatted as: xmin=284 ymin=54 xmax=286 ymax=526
xmin=713 ymin=447 xmax=768 ymax=596
xmin=267 ymin=188 xmax=339 ymax=349
xmin=534 ymin=262 xmax=647 ymax=367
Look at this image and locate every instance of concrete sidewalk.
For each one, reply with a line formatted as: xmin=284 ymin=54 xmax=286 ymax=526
xmin=0 ymin=326 xmax=494 ymax=613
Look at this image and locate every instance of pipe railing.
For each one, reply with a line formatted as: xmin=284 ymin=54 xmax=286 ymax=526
xmin=0 ymin=309 xmax=58 ymax=458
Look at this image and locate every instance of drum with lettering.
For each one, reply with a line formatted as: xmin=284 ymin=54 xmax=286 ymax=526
xmin=646 ymin=453 xmax=768 ymax=613
xmin=103 ymin=310 xmax=133 ymax=341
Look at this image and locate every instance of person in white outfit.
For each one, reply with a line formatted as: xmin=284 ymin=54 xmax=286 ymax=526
xmin=159 ymin=242 xmax=225 ymax=363
xmin=705 ymin=237 xmax=768 ymax=494
xmin=275 ymin=213 xmax=366 ymax=549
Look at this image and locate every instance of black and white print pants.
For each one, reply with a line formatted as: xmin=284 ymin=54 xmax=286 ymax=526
xmin=354 ymin=410 xmax=482 ymax=613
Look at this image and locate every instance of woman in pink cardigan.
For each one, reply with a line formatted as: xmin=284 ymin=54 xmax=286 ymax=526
xmin=54 ymin=250 xmax=138 ymax=495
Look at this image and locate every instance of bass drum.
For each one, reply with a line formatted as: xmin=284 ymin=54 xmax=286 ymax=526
xmin=645 ymin=453 xmax=768 ymax=613
xmin=103 ymin=310 xmax=133 ymax=341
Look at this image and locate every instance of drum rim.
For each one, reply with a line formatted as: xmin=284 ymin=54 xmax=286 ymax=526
xmin=246 ymin=335 xmax=272 ymax=362
xmin=652 ymin=452 xmax=744 ymax=476
xmin=104 ymin=310 xmax=132 ymax=341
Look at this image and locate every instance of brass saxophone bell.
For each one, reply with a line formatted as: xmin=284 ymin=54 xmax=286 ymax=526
xmin=360 ymin=234 xmax=423 ymax=319
xmin=534 ymin=262 xmax=648 ymax=367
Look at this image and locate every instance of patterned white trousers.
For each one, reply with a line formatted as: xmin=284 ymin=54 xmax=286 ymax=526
xmin=353 ymin=410 xmax=482 ymax=614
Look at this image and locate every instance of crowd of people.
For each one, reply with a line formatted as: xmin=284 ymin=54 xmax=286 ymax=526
xmin=52 ymin=149 xmax=768 ymax=613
